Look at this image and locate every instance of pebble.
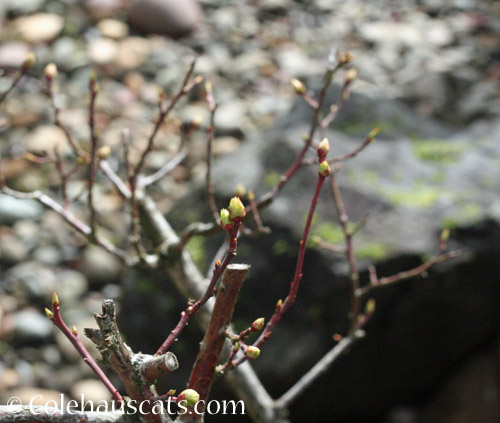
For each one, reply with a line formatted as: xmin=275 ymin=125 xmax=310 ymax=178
xmin=96 ymin=19 xmax=129 ymax=39
xmin=88 ymin=38 xmax=119 ymax=65
xmin=12 ymin=308 xmax=54 ymax=344
xmin=0 ymin=41 xmax=30 ymax=68
xmin=127 ymin=0 xmax=202 ymax=39
xmin=12 ymin=13 xmax=64 ymax=44
xmin=71 ymin=379 xmax=112 ymax=404
xmin=25 ymin=125 xmax=70 ymax=155
xmin=0 ymin=195 xmax=43 ymax=225
xmin=80 ymin=245 xmax=122 ymax=284
xmin=0 ymin=232 xmax=28 ymax=263
xmin=0 ymin=367 xmax=20 ymax=391
xmin=117 ymin=37 xmax=151 ymax=69
xmin=214 ymin=101 xmax=246 ymax=137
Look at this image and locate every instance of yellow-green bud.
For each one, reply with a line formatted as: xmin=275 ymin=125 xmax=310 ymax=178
xmin=368 ymin=127 xmax=380 ymax=141
xmin=440 ymin=228 xmax=450 ymax=242
xmin=365 ymin=299 xmax=376 ymax=315
xmin=167 ymin=389 xmax=176 ymax=396
xmin=290 ymin=78 xmax=306 ymax=95
xmin=245 ymin=346 xmax=260 ymax=359
xmin=44 ymin=63 xmax=58 ymax=80
xmin=220 ymin=208 xmax=233 ymax=230
xmin=72 ymin=325 xmax=78 ymax=335
xmin=97 ymin=145 xmax=111 ymax=160
xmin=318 ymin=161 xmax=331 ymax=177
xmin=45 ymin=308 xmax=54 ymax=319
xmin=177 ymin=389 xmax=200 ymax=407
xmin=52 ymin=292 xmax=59 ymax=306
xmin=252 ymin=318 xmax=265 ymax=331
xmin=235 ymin=184 xmax=246 ymax=198
xmin=21 ymin=52 xmax=36 ymax=71
xmin=317 ymin=138 xmax=330 ymax=157
xmin=345 ymin=68 xmax=357 ymax=83
xmin=228 ymin=197 xmax=246 ymax=220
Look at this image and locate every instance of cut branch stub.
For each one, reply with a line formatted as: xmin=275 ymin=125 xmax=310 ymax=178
xmin=184 ymin=264 xmax=250 ymax=419
xmin=140 ymin=352 xmax=179 ymax=382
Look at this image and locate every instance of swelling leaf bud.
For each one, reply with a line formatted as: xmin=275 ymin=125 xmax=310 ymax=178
xmin=220 ymin=208 xmax=233 ymax=230
xmin=72 ymin=325 xmax=78 ymax=335
xmin=245 ymin=346 xmax=261 ymax=359
xmin=368 ymin=127 xmax=380 ymax=141
xmin=318 ymin=161 xmax=331 ymax=177
xmin=290 ymin=78 xmax=306 ymax=95
xmin=97 ymin=145 xmax=111 ymax=160
xmin=317 ymin=138 xmax=330 ymax=158
xmin=440 ymin=228 xmax=450 ymax=243
xmin=21 ymin=52 xmax=36 ymax=71
xmin=345 ymin=68 xmax=357 ymax=83
xmin=252 ymin=318 xmax=265 ymax=331
xmin=52 ymin=292 xmax=59 ymax=306
xmin=45 ymin=308 xmax=54 ymax=319
xmin=44 ymin=63 xmax=58 ymax=80
xmin=365 ymin=299 xmax=376 ymax=315
xmin=177 ymin=389 xmax=200 ymax=407
xmin=228 ymin=197 xmax=246 ymax=220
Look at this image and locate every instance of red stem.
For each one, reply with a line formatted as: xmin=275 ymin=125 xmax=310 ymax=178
xmin=49 ymin=302 xmax=123 ymax=403
xmin=232 ymin=174 xmax=326 ymax=368
xmin=155 ymin=222 xmax=241 ymax=355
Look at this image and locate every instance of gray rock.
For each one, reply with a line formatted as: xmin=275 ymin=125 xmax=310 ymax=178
xmin=127 ymin=0 xmax=202 ymax=39
xmin=80 ymin=245 xmax=122 ymax=284
xmin=0 ymin=195 xmax=43 ymax=225
xmin=12 ymin=309 xmax=53 ymax=344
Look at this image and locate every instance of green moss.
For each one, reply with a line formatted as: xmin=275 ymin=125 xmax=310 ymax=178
xmin=383 ymin=186 xmax=439 ymax=208
xmin=356 ymin=243 xmax=388 ymax=261
xmin=313 ymin=222 xmax=345 ymax=244
xmin=272 ymin=239 xmax=292 ymax=255
xmin=412 ymin=139 xmax=464 ymax=164
xmin=442 ymin=203 xmax=482 ymax=228
xmin=186 ymin=236 xmax=206 ymax=270
xmin=264 ymin=171 xmax=281 ymax=188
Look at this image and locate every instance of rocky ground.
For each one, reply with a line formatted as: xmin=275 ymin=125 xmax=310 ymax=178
xmin=1 ymin=1 xmax=500 ymax=423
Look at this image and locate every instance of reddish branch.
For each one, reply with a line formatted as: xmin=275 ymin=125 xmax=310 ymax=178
xmin=155 ymin=221 xmax=242 ymax=355
xmin=185 ymin=264 xmax=250 ymax=415
xmin=232 ymin=171 xmax=328 ymax=368
xmin=46 ymin=294 xmax=123 ymax=403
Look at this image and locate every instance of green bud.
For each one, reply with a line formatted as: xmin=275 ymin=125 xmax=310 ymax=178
xmin=440 ymin=228 xmax=450 ymax=242
xmin=228 ymin=197 xmax=246 ymax=220
xmin=245 ymin=346 xmax=260 ymax=360
xmin=178 ymin=389 xmax=200 ymax=407
xmin=368 ymin=127 xmax=380 ymax=141
xmin=45 ymin=308 xmax=54 ymax=319
xmin=318 ymin=161 xmax=331 ymax=177
xmin=52 ymin=292 xmax=59 ymax=306
xmin=21 ymin=52 xmax=36 ymax=71
xmin=365 ymin=299 xmax=376 ymax=315
xmin=44 ymin=63 xmax=58 ymax=80
xmin=317 ymin=138 xmax=330 ymax=157
xmin=290 ymin=78 xmax=306 ymax=95
xmin=252 ymin=318 xmax=265 ymax=331
xmin=220 ymin=208 xmax=233 ymax=230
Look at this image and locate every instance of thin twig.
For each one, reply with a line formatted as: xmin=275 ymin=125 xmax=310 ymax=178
xmin=232 ymin=171 xmax=328 ymax=368
xmin=204 ymin=81 xmax=219 ymax=223
xmin=155 ymin=222 xmax=242 ymax=355
xmin=88 ymin=72 xmax=99 ymax=236
xmin=330 ymin=173 xmax=360 ymax=335
xmin=133 ymin=59 xmax=200 ymax=179
xmin=46 ymin=294 xmax=123 ymax=403
xmin=139 ymin=150 xmax=187 ymax=188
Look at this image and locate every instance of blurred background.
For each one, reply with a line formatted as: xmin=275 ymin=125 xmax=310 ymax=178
xmin=0 ymin=1 xmax=499 ymax=422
